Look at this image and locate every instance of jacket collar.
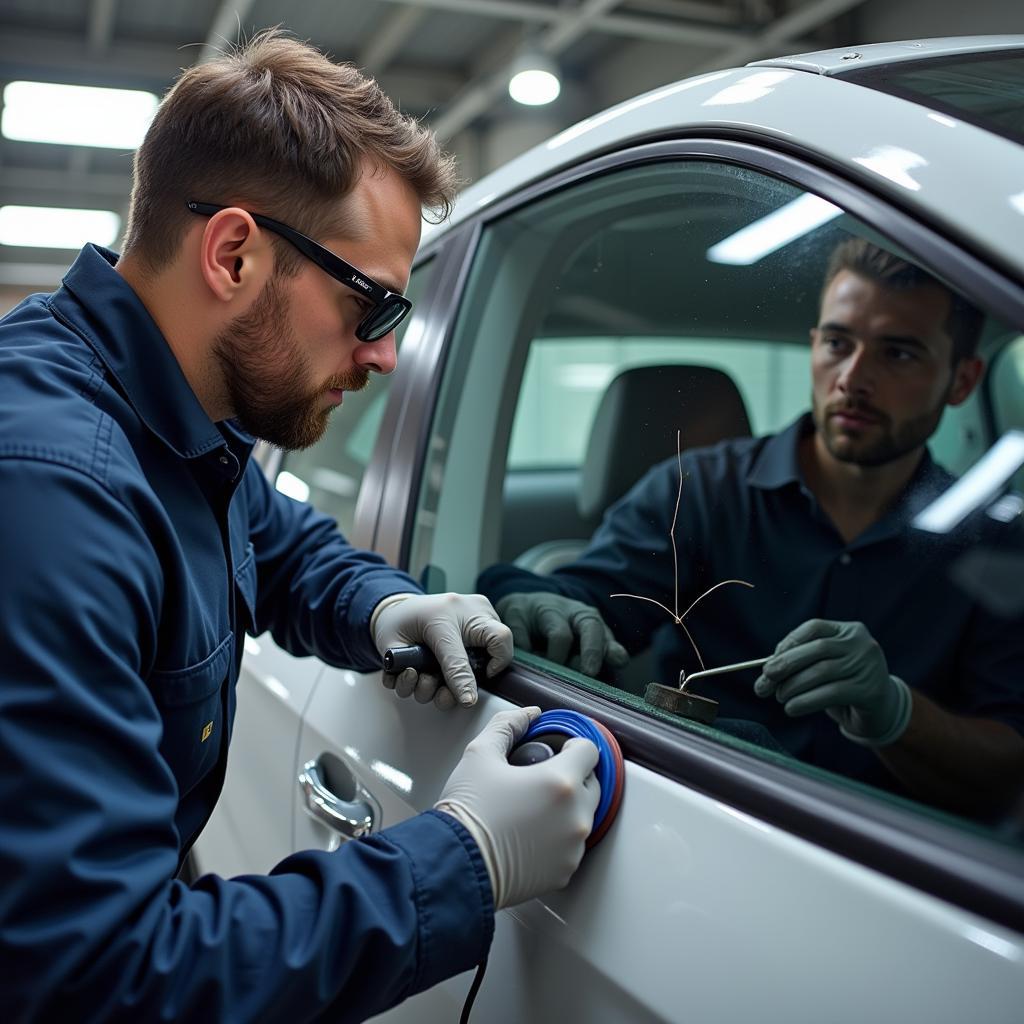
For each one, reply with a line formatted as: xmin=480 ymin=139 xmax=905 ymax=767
xmin=747 ymin=414 xmax=811 ymax=491
xmin=747 ymin=411 xmax=953 ymax=542
xmin=51 ymin=244 xmax=226 ymax=460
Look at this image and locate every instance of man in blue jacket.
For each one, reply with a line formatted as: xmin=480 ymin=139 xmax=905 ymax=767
xmin=0 ymin=30 xmax=599 ymax=1023
xmin=481 ymin=239 xmax=1024 ymax=815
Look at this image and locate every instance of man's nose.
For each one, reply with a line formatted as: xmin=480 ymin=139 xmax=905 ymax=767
xmin=837 ymin=346 xmax=874 ymax=396
xmin=354 ymin=332 xmax=398 ymax=375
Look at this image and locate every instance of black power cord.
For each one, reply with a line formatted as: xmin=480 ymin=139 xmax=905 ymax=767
xmin=459 ymin=958 xmax=488 ymax=1024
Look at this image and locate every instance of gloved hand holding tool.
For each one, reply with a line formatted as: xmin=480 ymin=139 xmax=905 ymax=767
xmin=754 ymin=618 xmax=913 ymax=746
xmin=438 ymin=706 xmax=624 ymax=1022
xmin=495 ymin=592 xmax=629 ymax=677
xmin=372 ymin=593 xmax=513 ymax=710
xmin=436 ymin=707 xmax=602 ymax=909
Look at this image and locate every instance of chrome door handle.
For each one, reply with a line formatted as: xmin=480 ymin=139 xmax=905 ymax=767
xmin=298 ymin=756 xmax=379 ymax=839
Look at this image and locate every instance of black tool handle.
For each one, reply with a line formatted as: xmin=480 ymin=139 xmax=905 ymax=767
xmin=382 ymin=644 xmax=490 ymax=676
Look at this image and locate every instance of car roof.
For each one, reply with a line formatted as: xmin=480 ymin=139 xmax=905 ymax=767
xmin=427 ymin=38 xmax=1024 ymax=280
xmin=751 ymin=35 xmax=1024 ymax=75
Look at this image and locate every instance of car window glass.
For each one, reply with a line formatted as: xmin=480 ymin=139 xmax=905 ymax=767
xmin=989 ymin=333 xmax=1024 ymax=490
xmin=274 ymin=258 xmax=433 ymax=534
xmin=409 ymin=158 xmax=1024 ymax=842
xmin=509 ymin=337 xmax=810 ymax=470
xmin=847 ymin=52 xmax=1024 ymax=146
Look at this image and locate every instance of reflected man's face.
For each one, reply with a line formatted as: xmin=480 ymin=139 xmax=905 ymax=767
xmin=810 ymin=270 xmax=977 ymax=468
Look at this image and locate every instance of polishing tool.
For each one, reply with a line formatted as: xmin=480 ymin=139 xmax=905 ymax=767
xmin=508 ymin=709 xmax=624 ymax=848
xmin=382 ymin=643 xmax=488 ymax=675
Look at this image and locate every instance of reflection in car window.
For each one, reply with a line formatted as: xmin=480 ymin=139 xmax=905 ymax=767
xmin=846 ymin=52 xmax=1024 ymax=146
xmin=409 ymin=158 xmax=1024 ymax=837
xmin=275 ymin=257 xmax=433 ymax=535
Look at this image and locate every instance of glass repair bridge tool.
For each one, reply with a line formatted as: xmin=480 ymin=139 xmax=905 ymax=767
xmin=644 ymin=657 xmax=770 ymax=724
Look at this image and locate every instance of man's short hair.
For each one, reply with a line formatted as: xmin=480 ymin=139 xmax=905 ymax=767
xmin=121 ymin=28 xmax=458 ymax=275
xmin=822 ymin=237 xmax=985 ymax=363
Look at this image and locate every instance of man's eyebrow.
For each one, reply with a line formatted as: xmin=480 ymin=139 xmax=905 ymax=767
xmin=879 ymin=333 xmax=929 ymax=350
xmin=817 ymin=322 xmax=929 ymax=350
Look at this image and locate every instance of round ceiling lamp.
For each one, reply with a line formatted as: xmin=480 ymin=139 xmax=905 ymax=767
xmin=508 ymin=50 xmax=561 ymax=106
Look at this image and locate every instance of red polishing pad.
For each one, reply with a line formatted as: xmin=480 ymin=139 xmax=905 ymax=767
xmin=586 ymin=719 xmax=624 ymax=849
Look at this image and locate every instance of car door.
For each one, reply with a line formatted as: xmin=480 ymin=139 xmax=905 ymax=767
xmin=208 ymin=140 xmax=1024 ymax=1022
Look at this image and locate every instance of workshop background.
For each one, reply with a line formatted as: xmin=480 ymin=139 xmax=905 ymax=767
xmin=0 ymin=0 xmax=1021 ymax=314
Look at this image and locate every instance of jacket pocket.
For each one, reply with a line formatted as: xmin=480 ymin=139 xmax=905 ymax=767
xmin=150 ymin=635 xmax=231 ymax=796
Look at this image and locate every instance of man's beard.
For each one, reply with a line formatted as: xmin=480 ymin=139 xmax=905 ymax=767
xmin=812 ymin=391 xmax=947 ymax=468
xmin=212 ymin=275 xmax=369 ymax=451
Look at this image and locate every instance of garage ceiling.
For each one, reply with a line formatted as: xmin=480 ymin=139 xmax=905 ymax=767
xmin=0 ymin=0 xmax=870 ymax=290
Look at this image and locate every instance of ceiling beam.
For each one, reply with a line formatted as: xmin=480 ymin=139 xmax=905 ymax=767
xmin=0 ymin=164 xmax=133 ymax=206
xmin=377 ymin=0 xmax=761 ymax=46
xmin=87 ymin=0 xmax=119 ymax=53
xmin=0 ymin=30 xmax=186 ymax=89
xmin=430 ymin=0 xmax=624 ymax=141
xmin=198 ymin=0 xmax=259 ymax=64
xmin=623 ymin=0 xmax=741 ymax=24
xmin=360 ymin=6 xmax=429 ymax=73
xmin=692 ymin=0 xmax=871 ymax=72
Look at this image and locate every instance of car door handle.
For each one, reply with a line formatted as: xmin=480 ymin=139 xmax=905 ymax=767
xmin=298 ymin=756 xmax=379 ymax=839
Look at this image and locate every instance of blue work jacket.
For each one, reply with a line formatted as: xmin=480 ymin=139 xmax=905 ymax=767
xmin=0 ymin=246 xmax=494 ymax=1022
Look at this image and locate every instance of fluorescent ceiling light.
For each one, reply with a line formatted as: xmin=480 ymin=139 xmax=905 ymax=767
xmin=0 ymin=205 xmax=121 ymax=249
xmin=509 ymin=51 xmax=561 ymax=106
xmin=913 ymin=431 xmax=1024 ymax=534
xmin=2 ymin=81 xmax=158 ymax=149
xmin=707 ymin=193 xmax=843 ymax=266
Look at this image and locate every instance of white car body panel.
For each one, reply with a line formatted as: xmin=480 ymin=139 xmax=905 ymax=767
xmin=195 ymin=634 xmax=323 ymax=877
xmin=217 ymin=659 xmax=1024 ymax=1024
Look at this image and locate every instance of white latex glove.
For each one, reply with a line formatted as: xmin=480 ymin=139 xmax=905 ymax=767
xmin=495 ymin=592 xmax=629 ymax=677
xmin=372 ymin=592 xmax=514 ymax=709
xmin=754 ymin=619 xmax=912 ymax=746
xmin=436 ymin=707 xmax=600 ymax=909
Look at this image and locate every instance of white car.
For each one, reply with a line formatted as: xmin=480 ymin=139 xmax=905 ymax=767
xmin=194 ymin=37 xmax=1024 ymax=1023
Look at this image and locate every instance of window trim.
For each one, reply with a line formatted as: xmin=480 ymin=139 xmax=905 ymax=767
xmin=370 ymin=135 xmax=1024 ymax=930
xmin=489 ymin=660 xmax=1024 ymax=935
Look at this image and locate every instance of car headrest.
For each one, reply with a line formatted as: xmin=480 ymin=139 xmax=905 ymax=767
xmin=578 ymin=364 xmax=752 ymax=520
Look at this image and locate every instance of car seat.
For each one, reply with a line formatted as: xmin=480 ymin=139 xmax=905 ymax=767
xmin=514 ymin=363 xmax=752 ymax=573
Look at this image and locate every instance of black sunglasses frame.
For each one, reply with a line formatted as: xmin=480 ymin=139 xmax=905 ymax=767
xmin=187 ymin=201 xmax=412 ymax=342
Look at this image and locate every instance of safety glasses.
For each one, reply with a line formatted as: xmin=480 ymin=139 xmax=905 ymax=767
xmin=187 ymin=201 xmax=412 ymax=342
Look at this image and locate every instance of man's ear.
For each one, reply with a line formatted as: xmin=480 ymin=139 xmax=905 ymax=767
xmin=948 ymin=356 xmax=984 ymax=407
xmin=197 ymin=208 xmax=274 ymax=303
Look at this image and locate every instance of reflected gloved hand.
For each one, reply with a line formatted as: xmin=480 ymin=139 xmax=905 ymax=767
xmin=436 ymin=707 xmax=600 ymax=909
xmin=372 ymin=593 xmax=513 ymax=710
xmin=495 ymin=592 xmax=628 ymax=677
xmin=754 ymin=618 xmax=912 ymax=746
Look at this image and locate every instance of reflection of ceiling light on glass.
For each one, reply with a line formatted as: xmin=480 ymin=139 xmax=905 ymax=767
xmin=275 ymin=471 xmax=311 ymax=502
xmin=914 ymin=431 xmax=1024 ymax=534
xmin=0 ymin=205 xmax=120 ymax=249
xmin=558 ymin=363 xmax=616 ymax=390
xmin=2 ymin=81 xmax=158 ymax=148
xmin=706 ymin=193 xmax=842 ymax=266
xmin=508 ymin=50 xmax=561 ymax=106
